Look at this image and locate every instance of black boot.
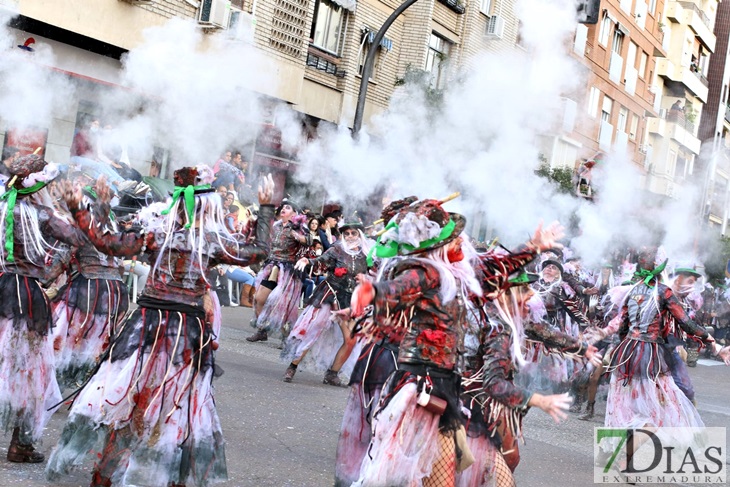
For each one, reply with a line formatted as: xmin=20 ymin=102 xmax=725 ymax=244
xmin=283 ymin=363 xmax=298 ymax=383
xmin=7 ymin=428 xmax=44 ymax=463
xmin=246 ymin=329 xmax=268 ymax=342
xmin=578 ymin=401 xmax=595 ymax=421
xmin=323 ymin=369 xmax=343 ymax=387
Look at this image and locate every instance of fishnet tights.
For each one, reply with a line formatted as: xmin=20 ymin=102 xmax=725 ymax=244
xmin=423 ymin=432 xmax=456 ymax=487
xmin=493 ymin=452 xmax=516 ymax=487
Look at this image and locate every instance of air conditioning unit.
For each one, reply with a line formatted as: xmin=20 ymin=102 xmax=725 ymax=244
xmin=119 ymin=0 xmax=155 ymax=4
xmin=485 ymin=15 xmax=505 ymax=39
xmin=227 ymin=9 xmax=256 ymax=43
xmin=638 ymin=144 xmax=649 ymax=154
xmin=199 ymin=0 xmax=231 ymax=28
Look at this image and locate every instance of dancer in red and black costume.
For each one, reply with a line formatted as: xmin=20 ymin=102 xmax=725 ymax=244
xmin=46 ymin=167 xmax=275 ymax=487
xmin=347 ymin=195 xmax=564 ymax=487
xmin=247 ymin=199 xmax=310 ymax=343
xmin=51 ymin=185 xmax=129 ymax=391
xmin=282 ymin=220 xmax=372 ymax=385
xmin=604 ymin=247 xmax=730 ymax=437
xmin=0 ymin=155 xmax=85 ymax=463
xmin=459 ymin=272 xmax=600 ymax=487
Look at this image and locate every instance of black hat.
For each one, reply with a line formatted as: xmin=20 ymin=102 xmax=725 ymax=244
xmin=276 ymin=198 xmax=299 ymax=215
xmin=541 ymin=259 xmax=564 ymax=274
xmin=339 ymin=220 xmax=364 ymax=233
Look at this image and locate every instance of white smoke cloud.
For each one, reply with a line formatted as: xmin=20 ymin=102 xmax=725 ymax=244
xmin=0 ymin=2 xmax=717 ymax=270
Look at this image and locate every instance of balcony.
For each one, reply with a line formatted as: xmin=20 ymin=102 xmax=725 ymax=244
xmin=666 ymin=109 xmax=701 ymax=154
xmin=667 ymin=1 xmax=716 ymax=51
xmin=725 ymin=104 xmax=730 ymax=124
xmin=647 ymin=109 xmax=701 ymax=155
xmin=656 ymin=58 xmax=709 ymax=102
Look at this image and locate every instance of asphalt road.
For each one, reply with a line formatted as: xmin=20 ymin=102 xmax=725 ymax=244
xmin=1 ymin=306 xmax=728 ymax=487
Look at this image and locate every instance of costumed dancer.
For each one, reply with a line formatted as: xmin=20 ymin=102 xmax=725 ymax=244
xmin=0 ymin=155 xmax=84 ymax=463
xmin=46 ymin=167 xmax=275 ymax=487
xmin=334 ymin=197 xmax=417 ymax=487
xmin=603 ymin=247 xmax=730 ymax=444
xmin=247 ymin=199 xmax=309 ymax=343
xmin=282 ymin=220 xmax=371 ymax=385
xmin=458 ymin=272 xmax=600 ymax=487
xmin=51 ymin=185 xmax=129 ymax=391
xmin=349 ymin=195 xmax=562 ymax=487
xmin=518 ymin=259 xmax=589 ymax=400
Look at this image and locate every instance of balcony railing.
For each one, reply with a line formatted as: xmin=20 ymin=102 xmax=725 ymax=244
xmin=725 ymin=104 xmax=730 ymax=124
xmin=666 ymin=109 xmax=696 ymax=134
xmin=678 ymin=1 xmax=711 ymax=30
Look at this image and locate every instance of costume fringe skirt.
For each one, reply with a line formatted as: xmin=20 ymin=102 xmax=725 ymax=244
xmin=254 ymin=261 xmax=302 ymax=337
xmin=352 ymin=376 xmax=443 ymax=487
xmin=46 ymin=306 xmax=227 ymax=487
xmin=605 ymin=338 xmax=703 ymax=431
xmin=52 ymin=276 xmax=129 ymax=390
xmin=0 ymin=273 xmax=61 ymax=443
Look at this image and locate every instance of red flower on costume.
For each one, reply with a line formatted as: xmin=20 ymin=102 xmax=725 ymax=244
xmin=334 ymin=267 xmax=347 ymax=277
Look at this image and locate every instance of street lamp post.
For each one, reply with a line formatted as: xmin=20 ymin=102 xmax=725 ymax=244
xmin=351 ymin=0 xmax=420 ymax=137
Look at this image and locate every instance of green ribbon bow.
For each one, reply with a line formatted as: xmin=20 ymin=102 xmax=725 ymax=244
xmin=0 ymin=181 xmax=47 ymax=262
xmin=367 ymin=219 xmax=456 ymax=266
xmin=160 ymin=184 xmax=211 ymax=229
xmin=508 ymin=271 xmax=533 ymax=285
xmin=634 ymin=259 xmax=668 ymax=287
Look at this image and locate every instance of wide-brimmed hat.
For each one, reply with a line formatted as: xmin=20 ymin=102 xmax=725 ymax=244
xmin=276 ymin=198 xmax=299 ymax=215
xmin=673 ymin=267 xmax=702 ymax=278
xmin=372 ymin=198 xmax=466 ymax=260
xmin=541 ymin=259 xmax=564 ymax=274
xmin=339 ymin=220 xmax=364 ymax=233
xmin=506 ymin=270 xmax=540 ymax=289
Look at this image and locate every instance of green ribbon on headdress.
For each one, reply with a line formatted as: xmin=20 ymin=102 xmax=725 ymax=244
xmin=160 ymin=184 xmax=211 ymax=229
xmin=634 ymin=259 xmax=668 ymax=287
xmin=366 ymin=218 xmax=456 ymax=266
xmin=0 ymin=181 xmax=47 ymax=262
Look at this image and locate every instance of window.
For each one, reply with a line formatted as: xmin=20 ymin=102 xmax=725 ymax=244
xmin=611 ymin=29 xmax=624 ymax=55
xmin=588 ymin=86 xmax=600 ymax=117
xmin=627 ymin=41 xmax=638 ymax=69
xmin=479 ymin=0 xmax=492 ymax=15
xmin=602 ymin=96 xmax=613 ymax=122
xmin=311 ymin=0 xmax=345 ymax=55
xmin=425 ymin=33 xmax=452 ymax=89
xmin=648 ymin=0 xmax=657 ymax=15
xmin=629 ymin=113 xmax=639 ymax=140
xmin=358 ymin=35 xmax=381 ymax=79
xmin=618 ymin=107 xmax=628 ymax=132
xmin=638 ymin=51 xmax=648 ymax=78
xmin=598 ymin=14 xmax=612 ymax=47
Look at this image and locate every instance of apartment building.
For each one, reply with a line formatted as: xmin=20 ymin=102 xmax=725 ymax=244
xmin=0 ymin=0 xmax=526 ymax=183
xmin=541 ymin=0 xmax=667 ymax=180
xmin=646 ymin=0 xmax=716 ymax=198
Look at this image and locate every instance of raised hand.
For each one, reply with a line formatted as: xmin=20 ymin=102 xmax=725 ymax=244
xmin=61 ymin=179 xmax=82 ymax=209
xmin=94 ymin=177 xmax=113 ymax=206
xmin=529 ymin=220 xmax=565 ymax=252
xmin=258 ymin=174 xmax=274 ymax=205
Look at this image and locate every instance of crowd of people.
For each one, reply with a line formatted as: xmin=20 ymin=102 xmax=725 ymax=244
xmin=0 ymin=140 xmax=729 ymax=487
